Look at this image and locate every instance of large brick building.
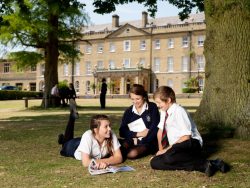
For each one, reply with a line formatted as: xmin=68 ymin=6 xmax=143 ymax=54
xmin=0 ymin=12 xmax=205 ymax=95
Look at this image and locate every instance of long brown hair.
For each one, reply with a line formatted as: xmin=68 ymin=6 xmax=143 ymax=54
xmin=129 ymin=84 xmax=149 ymax=103
xmin=90 ymin=114 xmax=114 ymax=156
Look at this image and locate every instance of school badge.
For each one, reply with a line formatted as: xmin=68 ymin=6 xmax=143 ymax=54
xmin=146 ymin=115 xmax=151 ymax=122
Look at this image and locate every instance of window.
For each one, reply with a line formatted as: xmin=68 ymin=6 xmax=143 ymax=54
xmin=29 ymin=83 xmax=36 ymax=91
xmin=4 ymin=63 xmax=10 ymax=73
xmin=75 ymin=62 xmax=80 ymax=76
xmin=16 ymin=65 xmax=23 ymax=72
xmin=124 ymin=40 xmax=131 ymax=51
xmin=168 ymin=38 xmax=174 ymax=48
xmin=97 ymin=60 xmax=104 ymax=69
xmin=86 ymin=81 xmax=90 ymax=94
xmin=167 ymin=57 xmax=174 ymax=72
xmin=198 ymin=78 xmax=204 ymax=91
xmin=139 ymin=58 xmax=145 ymax=68
xmin=123 ymin=58 xmax=130 ymax=68
xmin=196 ymin=55 xmax=205 ymax=71
xmin=154 ymin=58 xmax=160 ymax=72
xmin=167 ymin=79 xmax=173 ymax=88
xmin=109 ymin=42 xmax=115 ymax=52
xmin=182 ymin=36 xmax=189 ymax=48
xmin=109 ymin=60 xmax=115 ymax=69
xmin=63 ymin=63 xmax=69 ymax=76
xmin=40 ymin=64 xmax=45 ymax=76
xmin=182 ymin=56 xmax=189 ymax=72
xmin=86 ymin=61 xmax=91 ymax=75
xmin=75 ymin=81 xmax=80 ymax=93
xmin=197 ymin=35 xmax=204 ymax=47
xmin=85 ymin=45 xmax=92 ymax=54
xmin=154 ymin=39 xmax=160 ymax=49
xmin=155 ymin=79 xmax=159 ymax=89
xmin=97 ymin=43 xmax=103 ymax=53
xmin=140 ymin=40 xmax=146 ymax=50
xmin=31 ymin=65 xmax=36 ymax=72
xmin=75 ymin=44 xmax=80 ymax=51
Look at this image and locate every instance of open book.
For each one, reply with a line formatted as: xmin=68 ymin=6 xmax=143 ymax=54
xmin=128 ymin=118 xmax=146 ymax=140
xmin=88 ymin=159 xmax=135 ymax=175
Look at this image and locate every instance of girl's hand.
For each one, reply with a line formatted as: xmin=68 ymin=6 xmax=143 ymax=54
xmin=137 ymin=128 xmax=149 ymax=138
xmin=96 ymin=161 xmax=109 ymax=169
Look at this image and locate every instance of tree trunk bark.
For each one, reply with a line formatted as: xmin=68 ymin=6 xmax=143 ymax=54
xmin=194 ymin=0 xmax=250 ymax=138
xmin=43 ymin=1 xmax=59 ymax=108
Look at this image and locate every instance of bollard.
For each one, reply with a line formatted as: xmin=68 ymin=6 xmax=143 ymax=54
xmin=23 ymin=97 xmax=28 ymax=108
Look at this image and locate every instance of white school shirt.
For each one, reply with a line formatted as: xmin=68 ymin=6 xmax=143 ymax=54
xmin=157 ymin=103 xmax=203 ymax=146
xmin=74 ymin=130 xmax=121 ymax=160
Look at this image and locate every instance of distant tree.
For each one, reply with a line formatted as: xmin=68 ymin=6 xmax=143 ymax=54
xmin=0 ymin=0 xmax=88 ymax=107
xmin=93 ymin=0 xmax=250 ymax=138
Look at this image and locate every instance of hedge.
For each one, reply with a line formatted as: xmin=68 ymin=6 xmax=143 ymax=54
xmin=0 ymin=90 xmax=43 ymax=100
xmin=182 ymin=88 xmax=198 ymax=93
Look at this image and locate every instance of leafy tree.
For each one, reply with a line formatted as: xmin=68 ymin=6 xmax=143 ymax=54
xmin=93 ymin=0 xmax=250 ymax=138
xmin=0 ymin=0 xmax=88 ymax=107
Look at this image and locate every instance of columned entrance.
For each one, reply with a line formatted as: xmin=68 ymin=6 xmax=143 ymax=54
xmin=93 ymin=67 xmax=151 ymax=95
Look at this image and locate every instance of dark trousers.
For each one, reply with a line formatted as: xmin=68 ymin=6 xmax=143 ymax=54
xmin=100 ymin=93 xmax=106 ymax=108
xmin=60 ymin=115 xmax=80 ymax=158
xmin=150 ymin=139 xmax=206 ymax=172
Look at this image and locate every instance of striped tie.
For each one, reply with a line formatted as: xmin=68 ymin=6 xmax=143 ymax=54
xmin=161 ymin=112 xmax=168 ymax=148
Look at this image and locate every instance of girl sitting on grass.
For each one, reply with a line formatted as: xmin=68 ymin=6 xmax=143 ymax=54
xmin=58 ymin=99 xmax=123 ymax=169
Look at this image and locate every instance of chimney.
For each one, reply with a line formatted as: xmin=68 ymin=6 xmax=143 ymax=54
xmin=142 ymin=11 xmax=148 ymax=28
xmin=112 ymin=14 xmax=119 ymax=27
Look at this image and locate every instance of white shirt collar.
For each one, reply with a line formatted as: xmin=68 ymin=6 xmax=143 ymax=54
xmin=167 ymin=103 xmax=178 ymax=116
xmin=132 ymin=102 xmax=148 ymax=115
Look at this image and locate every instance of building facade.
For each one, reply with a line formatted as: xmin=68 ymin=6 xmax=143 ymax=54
xmin=0 ymin=12 xmax=206 ymax=95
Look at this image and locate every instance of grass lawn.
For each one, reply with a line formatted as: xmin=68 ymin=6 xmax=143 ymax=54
xmin=0 ymin=98 xmax=249 ymax=188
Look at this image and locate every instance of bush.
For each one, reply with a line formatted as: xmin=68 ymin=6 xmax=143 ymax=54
xmin=0 ymin=90 xmax=43 ymax=100
xmin=182 ymin=87 xmax=197 ymax=93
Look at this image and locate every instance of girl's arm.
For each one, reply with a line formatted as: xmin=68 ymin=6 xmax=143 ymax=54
xmin=96 ymin=148 xmax=123 ymax=166
xmin=81 ymin=152 xmax=92 ymax=167
xmin=157 ymin=128 xmax=163 ymax=151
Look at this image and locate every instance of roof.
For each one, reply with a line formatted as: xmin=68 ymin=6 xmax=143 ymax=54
xmin=83 ymin=13 xmax=205 ymax=33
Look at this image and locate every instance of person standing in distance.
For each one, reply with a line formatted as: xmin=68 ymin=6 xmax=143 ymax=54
xmin=100 ymin=78 xmax=107 ymax=109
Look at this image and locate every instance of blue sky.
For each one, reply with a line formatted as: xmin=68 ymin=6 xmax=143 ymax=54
xmin=83 ymin=1 xmax=182 ymax=25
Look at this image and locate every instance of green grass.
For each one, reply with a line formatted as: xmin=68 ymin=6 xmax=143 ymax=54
xmin=0 ymin=99 xmax=249 ymax=188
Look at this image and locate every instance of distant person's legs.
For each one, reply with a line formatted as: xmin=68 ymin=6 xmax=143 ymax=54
xmin=58 ymin=99 xmax=80 ymax=157
xmin=100 ymin=93 xmax=106 ymax=108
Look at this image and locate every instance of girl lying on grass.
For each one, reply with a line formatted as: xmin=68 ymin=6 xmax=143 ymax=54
xmin=58 ymin=99 xmax=123 ymax=169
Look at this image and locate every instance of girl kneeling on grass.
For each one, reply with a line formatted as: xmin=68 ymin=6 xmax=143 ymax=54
xmin=58 ymin=100 xmax=122 ymax=169
xmin=150 ymin=86 xmax=229 ymax=177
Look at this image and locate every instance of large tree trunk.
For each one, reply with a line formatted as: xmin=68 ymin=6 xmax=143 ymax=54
xmin=194 ymin=0 xmax=250 ymax=139
xmin=43 ymin=0 xmax=59 ymax=108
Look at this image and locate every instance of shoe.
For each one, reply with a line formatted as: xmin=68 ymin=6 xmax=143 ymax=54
xmin=58 ymin=134 xmax=65 ymax=145
xmin=205 ymin=160 xmax=217 ymax=177
xmin=211 ymin=159 xmax=230 ymax=173
xmin=69 ymin=99 xmax=79 ymax=119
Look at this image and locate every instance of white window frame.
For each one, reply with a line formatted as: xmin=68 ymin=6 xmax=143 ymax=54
xmin=109 ymin=60 xmax=115 ymax=69
xmin=140 ymin=40 xmax=146 ymax=50
xmin=168 ymin=38 xmax=174 ymax=48
xmin=154 ymin=57 xmax=160 ymax=72
xmin=154 ymin=39 xmax=160 ymax=49
xmin=167 ymin=57 xmax=174 ymax=72
xmin=75 ymin=62 xmax=80 ymax=76
xmin=139 ymin=58 xmax=145 ymax=68
xmin=86 ymin=80 xmax=90 ymax=94
xmin=86 ymin=61 xmax=91 ymax=75
xmin=181 ymin=56 xmax=189 ymax=72
xmin=109 ymin=42 xmax=115 ymax=52
xmin=97 ymin=60 xmax=104 ymax=69
xmin=124 ymin=40 xmax=131 ymax=51
xmin=63 ymin=63 xmax=69 ymax=76
xmin=85 ymin=45 xmax=92 ymax=54
xmin=167 ymin=79 xmax=173 ymax=88
xmin=182 ymin=36 xmax=189 ymax=48
xmin=40 ymin=64 xmax=45 ymax=76
xmin=197 ymin=35 xmax=204 ymax=47
xmin=97 ymin=43 xmax=103 ymax=53
xmin=123 ymin=58 xmax=131 ymax=68
xmin=196 ymin=55 xmax=205 ymax=71
xmin=75 ymin=81 xmax=80 ymax=93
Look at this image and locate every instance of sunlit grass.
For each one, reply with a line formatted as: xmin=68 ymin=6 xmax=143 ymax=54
xmin=0 ymin=98 xmax=249 ymax=188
